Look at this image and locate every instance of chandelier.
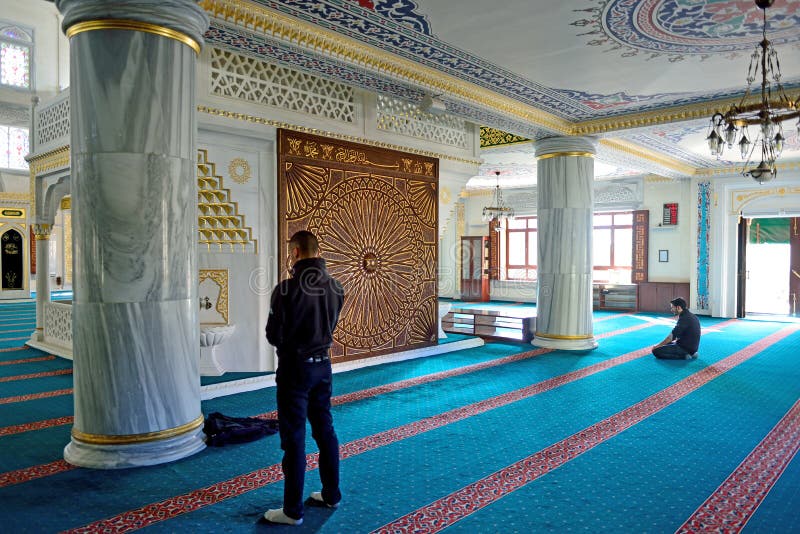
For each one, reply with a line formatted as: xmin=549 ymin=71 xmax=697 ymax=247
xmin=481 ymin=171 xmax=515 ymax=230
xmin=706 ymin=0 xmax=799 ymax=184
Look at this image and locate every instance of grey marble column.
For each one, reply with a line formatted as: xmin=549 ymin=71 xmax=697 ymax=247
xmin=532 ymin=137 xmax=597 ymax=351
xmin=56 ymin=0 xmax=209 ymax=469
xmin=32 ymin=224 xmax=52 ymax=342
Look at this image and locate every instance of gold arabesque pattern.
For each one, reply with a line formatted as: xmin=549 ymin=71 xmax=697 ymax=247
xmin=196 ymin=150 xmax=257 ymax=253
xmin=480 ymin=127 xmax=530 ymax=148
xmin=199 ymin=269 xmax=230 ymax=324
xmin=279 ymin=130 xmax=438 ymax=362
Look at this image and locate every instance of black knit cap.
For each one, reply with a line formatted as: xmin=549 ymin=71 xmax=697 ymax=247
xmin=670 ymin=297 xmax=687 ymax=309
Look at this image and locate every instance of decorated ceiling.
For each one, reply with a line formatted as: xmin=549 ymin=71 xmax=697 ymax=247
xmin=203 ymin=0 xmax=800 ymax=182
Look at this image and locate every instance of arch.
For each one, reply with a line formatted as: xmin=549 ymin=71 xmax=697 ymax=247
xmin=39 ymin=173 xmax=70 ymax=226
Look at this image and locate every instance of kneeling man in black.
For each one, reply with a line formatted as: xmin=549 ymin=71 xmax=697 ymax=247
xmin=652 ymin=297 xmax=700 ymax=360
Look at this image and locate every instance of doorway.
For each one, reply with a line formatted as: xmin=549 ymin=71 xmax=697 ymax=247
xmin=742 ymin=217 xmax=800 ymax=317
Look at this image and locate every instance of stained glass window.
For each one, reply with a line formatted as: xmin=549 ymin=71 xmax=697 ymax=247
xmin=0 ymin=23 xmax=32 ymax=89
xmin=0 ymin=125 xmax=29 ymax=170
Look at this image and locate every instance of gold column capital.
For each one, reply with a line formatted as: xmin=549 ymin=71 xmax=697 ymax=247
xmin=33 ymin=223 xmax=52 ymax=240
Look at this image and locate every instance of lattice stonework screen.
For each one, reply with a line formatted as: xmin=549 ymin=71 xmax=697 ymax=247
xmin=278 ymin=129 xmax=439 ymax=363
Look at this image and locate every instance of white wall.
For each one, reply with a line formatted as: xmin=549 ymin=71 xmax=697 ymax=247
xmin=643 ymin=179 xmax=693 ymax=283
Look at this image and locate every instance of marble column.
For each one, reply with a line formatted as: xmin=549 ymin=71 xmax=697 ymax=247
xmin=32 ymin=224 xmax=52 ymax=342
xmin=56 ymin=0 xmax=209 ymax=469
xmin=532 ymin=137 xmax=597 ymax=351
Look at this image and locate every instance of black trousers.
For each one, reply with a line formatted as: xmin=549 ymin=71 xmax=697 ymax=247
xmin=276 ymin=361 xmax=341 ymax=519
xmin=653 ymin=342 xmax=694 ymax=360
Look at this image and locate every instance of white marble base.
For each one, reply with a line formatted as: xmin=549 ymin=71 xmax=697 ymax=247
xmin=199 ymin=346 xmax=225 ymax=376
xmin=531 ymin=336 xmax=598 ymax=351
xmin=199 ymin=324 xmax=235 ymax=376
xmin=438 ymin=302 xmax=451 ymax=339
xmin=27 ymin=334 xmax=74 ymax=360
xmin=63 ymin=427 xmax=206 ymax=469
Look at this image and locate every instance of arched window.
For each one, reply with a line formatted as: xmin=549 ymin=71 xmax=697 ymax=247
xmin=0 ymin=22 xmax=33 ymax=89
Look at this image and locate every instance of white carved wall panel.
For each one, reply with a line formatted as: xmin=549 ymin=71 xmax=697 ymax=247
xmin=43 ymin=301 xmax=72 ymax=348
xmin=376 ymin=94 xmax=468 ymax=148
xmin=34 ymin=93 xmax=70 ymax=152
xmin=209 ymin=48 xmax=355 ymax=123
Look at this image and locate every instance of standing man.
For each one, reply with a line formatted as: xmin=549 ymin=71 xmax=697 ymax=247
xmin=265 ymin=230 xmax=344 ymax=526
xmin=652 ymin=297 xmax=701 ymax=360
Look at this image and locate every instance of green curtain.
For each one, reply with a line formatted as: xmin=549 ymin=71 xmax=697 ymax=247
xmin=749 ymin=218 xmax=789 ymax=244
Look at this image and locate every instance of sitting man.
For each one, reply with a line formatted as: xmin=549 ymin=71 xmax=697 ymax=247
xmin=652 ymin=297 xmax=700 ymax=360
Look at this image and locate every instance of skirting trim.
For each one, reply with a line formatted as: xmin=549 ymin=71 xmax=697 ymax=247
xmin=71 ymin=414 xmax=204 ymax=445
xmin=66 ymin=19 xmax=200 ymax=55
xmin=534 ymin=332 xmax=593 ymax=340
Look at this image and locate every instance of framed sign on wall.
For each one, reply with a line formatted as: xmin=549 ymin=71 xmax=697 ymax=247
xmin=662 ymin=203 xmax=678 ymax=226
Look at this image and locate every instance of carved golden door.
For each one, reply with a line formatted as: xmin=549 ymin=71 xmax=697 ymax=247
xmin=277 ymin=130 xmax=439 ymax=362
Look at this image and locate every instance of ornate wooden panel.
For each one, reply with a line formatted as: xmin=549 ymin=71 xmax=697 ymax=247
xmin=277 ymin=129 xmax=439 ymax=362
xmin=632 ymin=209 xmax=649 ymax=283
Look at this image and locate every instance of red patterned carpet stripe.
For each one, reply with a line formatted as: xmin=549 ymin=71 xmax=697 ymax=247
xmin=372 ymin=325 xmax=799 ymax=534
xmin=676 ymin=399 xmax=800 ymax=533
xmin=0 ymin=388 xmax=72 ymax=405
xmin=0 ymin=416 xmax=74 ymax=438
xmin=0 ymin=346 xmax=28 ymax=352
xmin=0 ymin=368 xmax=72 ymax=383
xmin=252 ymin=322 xmax=654 ymax=421
xmin=66 ymin=336 xmax=673 ymax=532
xmin=0 ymin=355 xmax=56 ymax=366
xmin=0 ymin=460 xmax=73 ymax=488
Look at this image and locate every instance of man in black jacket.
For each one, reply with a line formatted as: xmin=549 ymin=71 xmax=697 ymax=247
xmin=264 ymin=230 xmax=344 ymax=526
xmin=652 ymin=297 xmax=701 ymax=360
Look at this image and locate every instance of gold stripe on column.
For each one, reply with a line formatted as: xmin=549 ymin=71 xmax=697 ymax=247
xmin=71 ymin=414 xmax=205 ymax=445
xmin=65 ymin=19 xmax=200 ymax=55
xmin=536 ymin=151 xmax=595 ymax=161
xmin=534 ymin=332 xmax=594 ymax=340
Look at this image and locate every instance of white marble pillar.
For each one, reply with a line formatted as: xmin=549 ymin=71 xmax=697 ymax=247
xmin=56 ymin=0 xmax=209 ymax=469
xmin=32 ymin=224 xmax=52 ymax=342
xmin=532 ymin=137 xmax=597 ymax=351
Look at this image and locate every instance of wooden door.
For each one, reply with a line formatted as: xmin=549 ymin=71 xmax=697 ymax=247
xmin=461 ymin=236 xmax=489 ymax=301
xmin=791 ymin=217 xmax=800 ymax=316
xmin=736 ymin=218 xmax=747 ymax=318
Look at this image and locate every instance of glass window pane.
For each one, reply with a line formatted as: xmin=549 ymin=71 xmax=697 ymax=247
xmin=525 ymin=217 xmax=537 ymax=229
xmin=593 ymin=228 xmax=611 ymax=266
xmin=507 ymin=232 xmax=525 ymax=265
xmin=527 ymin=231 xmax=537 ymax=266
xmin=0 ymin=42 xmax=30 ymax=88
xmin=614 ymin=228 xmax=632 ymax=267
xmin=8 ymin=127 xmax=28 ymax=169
xmin=526 ymin=268 xmax=537 ymax=281
xmin=614 ymin=212 xmax=633 ymax=225
xmin=0 ymin=125 xmax=9 ymax=167
xmin=593 ymin=268 xmax=609 ymax=283
xmin=594 ymin=214 xmax=612 ymax=226
xmin=507 ymin=217 xmax=527 ymax=229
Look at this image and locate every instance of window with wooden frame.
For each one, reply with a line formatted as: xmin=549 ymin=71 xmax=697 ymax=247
xmin=593 ymin=211 xmax=633 ymax=283
xmin=505 ymin=216 xmax=537 ymax=280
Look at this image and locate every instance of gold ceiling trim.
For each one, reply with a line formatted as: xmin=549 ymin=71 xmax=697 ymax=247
xmin=695 ymin=159 xmax=800 ymax=178
xmin=200 ymin=0 xmax=571 ymax=135
xmin=480 ymin=127 xmax=531 ymax=149
xmin=599 ymin=138 xmax=696 ymax=176
xmin=537 ymin=151 xmax=594 ymax=161
xmin=198 ymin=105 xmax=482 ymax=166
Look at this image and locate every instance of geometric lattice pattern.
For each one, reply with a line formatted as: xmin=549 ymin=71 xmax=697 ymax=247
xmin=377 ymin=94 xmax=468 ymax=148
xmin=43 ymin=302 xmax=72 ymax=349
xmin=196 ymin=149 xmax=257 ymax=253
xmin=209 ymin=47 xmax=355 ymax=123
xmin=278 ymin=129 xmax=438 ymax=363
xmin=34 ymin=95 xmax=70 ymax=148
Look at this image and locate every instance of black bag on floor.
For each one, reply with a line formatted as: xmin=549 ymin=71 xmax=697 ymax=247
xmin=203 ymin=412 xmax=279 ymax=446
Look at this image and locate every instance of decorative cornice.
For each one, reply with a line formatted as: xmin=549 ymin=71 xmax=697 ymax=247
xmin=695 ymin=159 xmax=800 ymax=178
xmin=200 ymin=0 xmax=571 ymax=135
xmin=27 ymin=146 xmax=70 ymax=220
xmin=0 ymin=192 xmax=31 ymax=202
xmin=480 ymin=127 xmax=530 ymax=149
xmin=599 ymin=138 xmax=695 ymax=176
xmin=197 ymin=105 xmax=482 ymax=166
xmin=730 ymin=186 xmax=800 ymax=215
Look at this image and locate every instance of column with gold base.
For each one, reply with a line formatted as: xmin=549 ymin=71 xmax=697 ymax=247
xmin=532 ymin=137 xmax=597 ymax=351
xmin=56 ymin=0 xmax=209 ymax=469
xmin=31 ymin=224 xmax=52 ymax=343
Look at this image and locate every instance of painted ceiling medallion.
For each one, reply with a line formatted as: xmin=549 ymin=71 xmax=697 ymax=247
xmin=574 ymin=0 xmax=800 ymax=59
